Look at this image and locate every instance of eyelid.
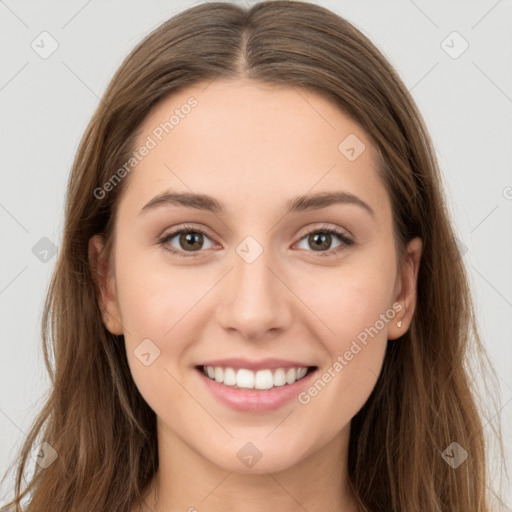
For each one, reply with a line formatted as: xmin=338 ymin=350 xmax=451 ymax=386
xmin=295 ymin=222 xmax=353 ymax=242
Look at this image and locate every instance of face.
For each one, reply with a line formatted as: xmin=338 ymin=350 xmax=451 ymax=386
xmin=90 ymin=78 xmax=421 ymax=475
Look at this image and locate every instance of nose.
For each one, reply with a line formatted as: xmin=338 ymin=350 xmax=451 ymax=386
xmin=215 ymin=244 xmax=293 ymax=341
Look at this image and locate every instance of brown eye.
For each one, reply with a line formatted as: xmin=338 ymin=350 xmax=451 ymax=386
xmin=295 ymin=227 xmax=354 ymax=257
xmin=159 ymin=227 xmax=215 ymax=257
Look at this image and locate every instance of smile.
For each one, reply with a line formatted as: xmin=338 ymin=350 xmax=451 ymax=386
xmin=195 ymin=365 xmax=319 ymax=412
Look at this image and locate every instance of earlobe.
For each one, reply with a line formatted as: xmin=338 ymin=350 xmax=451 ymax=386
xmin=88 ymin=234 xmax=124 ymax=335
xmin=388 ymin=236 xmax=422 ymax=340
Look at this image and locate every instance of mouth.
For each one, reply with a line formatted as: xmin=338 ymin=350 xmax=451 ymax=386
xmin=194 ymin=363 xmax=319 ymax=412
xmin=194 ymin=364 xmax=318 ymax=391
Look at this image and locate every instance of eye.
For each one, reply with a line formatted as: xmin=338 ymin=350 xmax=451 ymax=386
xmin=294 ymin=226 xmax=354 ymax=257
xmin=158 ymin=225 xmax=216 ymax=258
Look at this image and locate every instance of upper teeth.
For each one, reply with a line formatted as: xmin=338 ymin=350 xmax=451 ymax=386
xmin=203 ymin=366 xmax=309 ymax=390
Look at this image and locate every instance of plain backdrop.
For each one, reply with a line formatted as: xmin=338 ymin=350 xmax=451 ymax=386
xmin=1 ymin=0 xmax=511 ymax=506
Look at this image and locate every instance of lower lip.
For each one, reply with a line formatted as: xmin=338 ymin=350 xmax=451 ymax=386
xmin=195 ymin=367 xmax=318 ymax=413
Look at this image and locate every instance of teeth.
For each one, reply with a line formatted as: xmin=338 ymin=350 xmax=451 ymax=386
xmin=223 ymin=367 xmax=237 ymax=386
xmin=237 ymin=368 xmax=255 ymax=389
xmin=254 ymin=369 xmax=273 ymax=390
xmin=201 ymin=365 xmax=311 ymax=389
xmin=297 ymin=367 xmax=308 ymax=380
xmin=286 ymin=368 xmax=296 ymax=384
xmin=214 ymin=367 xmax=223 ymax=382
xmin=273 ymin=368 xmax=287 ymax=386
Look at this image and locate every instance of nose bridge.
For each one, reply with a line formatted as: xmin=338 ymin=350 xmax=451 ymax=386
xmin=216 ymin=234 xmax=292 ymax=337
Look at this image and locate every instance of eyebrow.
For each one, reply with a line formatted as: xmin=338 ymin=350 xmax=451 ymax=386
xmin=139 ymin=190 xmax=375 ymax=218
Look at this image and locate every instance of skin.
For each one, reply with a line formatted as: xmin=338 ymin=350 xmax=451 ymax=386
xmin=89 ymin=78 xmax=422 ymax=512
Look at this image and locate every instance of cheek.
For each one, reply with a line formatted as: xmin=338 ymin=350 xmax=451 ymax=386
xmin=112 ymin=240 xmax=198 ymax=406
xmin=292 ymin=254 xmax=395 ymax=415
xmin=119 ymin=269 xmax=199 ymax=422
xmin=295 ymin=287 xmax=390 ymax=439
xmin=113 ymin=233 xmax=196 ymax=338
xmin=297 ymin=254 xmax=396 ymax=348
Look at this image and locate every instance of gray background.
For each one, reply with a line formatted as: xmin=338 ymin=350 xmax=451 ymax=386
xmin=1 ymin=0 xmax=511 ymax=506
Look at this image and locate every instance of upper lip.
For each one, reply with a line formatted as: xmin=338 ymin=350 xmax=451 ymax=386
xmin=196 ymin=358 xmax=317 ymax=372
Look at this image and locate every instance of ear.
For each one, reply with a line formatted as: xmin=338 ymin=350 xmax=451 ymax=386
xmin=387 ymin=236 xmax=422 ymax=340
xmin=88 ymin=234 xmax=124 ymax=335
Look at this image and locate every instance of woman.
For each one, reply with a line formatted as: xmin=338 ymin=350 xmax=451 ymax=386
xmin=2 ymin=1 xmax=503 ymax=511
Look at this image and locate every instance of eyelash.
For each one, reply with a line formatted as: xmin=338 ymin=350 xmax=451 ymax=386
xmin=158 ymin=224 xmax=354 ymax=259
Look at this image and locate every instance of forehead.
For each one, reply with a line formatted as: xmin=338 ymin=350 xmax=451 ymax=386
xmin=120 ymin=79 xmax=390 ymax=222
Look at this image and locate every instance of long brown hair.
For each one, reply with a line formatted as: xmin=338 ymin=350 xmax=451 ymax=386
xmin=2 ymin=1 xmax=504 ymax=510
